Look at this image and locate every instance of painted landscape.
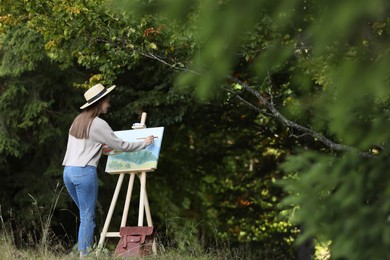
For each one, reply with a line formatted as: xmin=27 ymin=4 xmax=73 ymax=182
xmin=105 ymin=127 xmax=164 ymax=173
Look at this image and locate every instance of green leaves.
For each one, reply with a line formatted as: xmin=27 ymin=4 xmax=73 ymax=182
xmin=281 ymin=148 xmax=390 ymax=259
xmin=134 ymin=0 xmax=390 ymax=258
xmin=0 ymin=26 xmax=45 ymax=76
xmin=0 ymin=18 xmax=87 ymax=230
xmin=1 ymin=0 xmax=389 ymax=258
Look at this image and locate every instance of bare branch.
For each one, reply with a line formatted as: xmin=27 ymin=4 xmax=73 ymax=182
xmin=290 ymin=133 xmax=311 ymax=139
xmin=137 ymin=51 xmax=201 ymax=75
xmin=224 ymin=88 xmax=273 ymax=117
xmin=138 ymin=51 xmax=372 ymax=157
xmin=229 ymin=76 xmax=372 ymax=157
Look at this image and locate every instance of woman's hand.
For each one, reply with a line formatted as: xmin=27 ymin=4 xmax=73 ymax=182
xmin=145 ymin=135 xmax=155 ymax=145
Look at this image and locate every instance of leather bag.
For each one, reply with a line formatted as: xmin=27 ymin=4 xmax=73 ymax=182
xmin=114 ymin=226 xmax=154 ymax=257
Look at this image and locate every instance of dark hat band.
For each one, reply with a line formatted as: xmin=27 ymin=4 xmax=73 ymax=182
xmin=87 ymin=88 xmax=107 ymax=104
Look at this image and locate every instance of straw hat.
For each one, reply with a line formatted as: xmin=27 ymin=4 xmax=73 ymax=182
xmin=80 ymin=83 xmax=116 ymax=109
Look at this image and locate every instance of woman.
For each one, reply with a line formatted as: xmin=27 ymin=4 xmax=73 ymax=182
xmin=62 ymin=83 xmax=154 ymax=256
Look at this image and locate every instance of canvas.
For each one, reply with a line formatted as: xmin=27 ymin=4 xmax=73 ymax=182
xmin=104 ymin=127 xmax=164 ymax=174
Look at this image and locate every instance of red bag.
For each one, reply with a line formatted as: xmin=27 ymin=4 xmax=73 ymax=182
xmin=114 ymin=226 xmax=154 ymax=257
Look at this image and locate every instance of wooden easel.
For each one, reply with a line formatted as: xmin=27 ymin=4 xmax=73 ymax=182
xmin=97 ymin=112 xmax=156 ymax=254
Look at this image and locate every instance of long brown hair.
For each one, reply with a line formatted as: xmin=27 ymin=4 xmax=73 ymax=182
xmin=69 ymin=96 xmax=107 ymax=139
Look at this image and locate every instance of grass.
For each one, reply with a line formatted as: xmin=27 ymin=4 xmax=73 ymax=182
xmin=0 ymin=229 xmax=242 ymax=260
xmin=0 ymin=188 xmax=245 ymax=260
xmin=0 ymin=206 xmax=323 ymax=260
xmin=0 ymin=183 xmax=329 ymax=259
xmin=0 ymin=218 xmax=330 ymax=260
xmin=0 ymin=210 xmax=279 ymax=260
xmin=0 ymin=183 xmax=72 ymax=259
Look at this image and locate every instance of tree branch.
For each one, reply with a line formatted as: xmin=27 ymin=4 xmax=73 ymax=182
xmin=224 ymin=87 xmax=273 ymax=117
xmin=137 ymin=50 xmax=201 ymax=75
xmin=228 ymin=76 xmax=372 ymax=157
xmin=137 ymin=51 xmax=372 ymax=157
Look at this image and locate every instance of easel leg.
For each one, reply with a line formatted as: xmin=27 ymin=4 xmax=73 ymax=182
xmin=138 ymin=172 xmax=147 ymax=226
xmin=143 ymin=191 xmax=157 ymax=254
xmin=137 ymin=172 xmax=157 ymax=254
xmin=144 ymin=191 xmax=153 ymax=227
xmin=121 ymin=173 xmax=135 ymax=227
xmin=98 ymin=173 xmax=125 ymax=248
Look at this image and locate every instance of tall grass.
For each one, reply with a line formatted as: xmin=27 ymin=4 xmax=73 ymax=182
xmin=0 ymin=183 xmax=69 ymax=260
xmin=1 ymin=180 xmax=242 ymax=259
xmin=1 ymin=205 xmax=251 ymax=260
xmin=0 ymin=217 xmax=240 ymax=260
xmin=29 ymin=183 xmax=65 ymax=255
xmin=1 ymin=184 xmax=328 ymax=259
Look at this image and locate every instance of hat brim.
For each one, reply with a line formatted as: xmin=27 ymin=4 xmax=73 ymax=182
xmin=80 ymin=85 xmax=116 ymax=109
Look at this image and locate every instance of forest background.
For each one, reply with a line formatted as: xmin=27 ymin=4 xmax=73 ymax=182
xmin=0 ymin=0 xmax=389 ymax=259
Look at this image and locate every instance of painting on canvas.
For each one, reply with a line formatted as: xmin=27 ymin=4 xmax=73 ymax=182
xmin=104 ymin=127 xmax=164 ymax=174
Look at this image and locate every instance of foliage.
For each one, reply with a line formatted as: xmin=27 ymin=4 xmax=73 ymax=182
xmin=3 ymin=0 xmax=388 ymax=259
xmin=145 ymin=98 xmax=298 ymax=257
xmin=0 ymin=22 xmax=87 ymax=229
xmin=2 ymin=1 xmax=296 ymax=256
xmin=282 ymin=149 xmax=390 ymax=259
xmin=110 ymin=0 xmax=390 ymax=258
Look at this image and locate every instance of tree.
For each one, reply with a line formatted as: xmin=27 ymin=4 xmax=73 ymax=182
xmin=1 ymin=1 xmax=300 ymax=257
xmin=3 ymin=0 xmax=389 ymax=258
xmin=109 ymin=0 xmax=390 ymax=258
xmin=0 ymin=23 xmax=86 ymax=234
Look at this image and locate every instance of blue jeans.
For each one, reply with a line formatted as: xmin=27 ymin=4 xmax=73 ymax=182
xmin=63 ymin=166 xmax=98 ymax=255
